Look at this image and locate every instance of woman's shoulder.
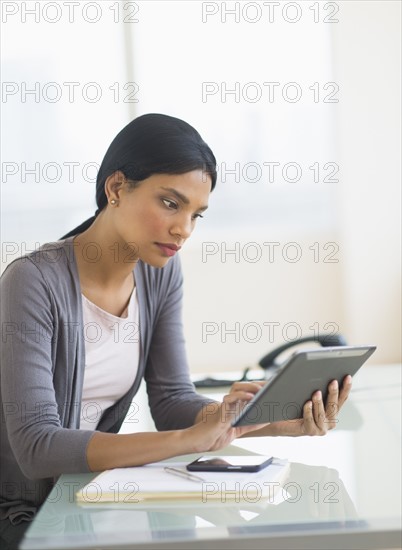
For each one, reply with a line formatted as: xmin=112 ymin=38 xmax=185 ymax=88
xmin=1 ymin=238 xmax=77 ymax=288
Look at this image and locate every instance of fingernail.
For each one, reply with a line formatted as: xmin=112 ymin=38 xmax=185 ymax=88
xmin=331 ymin=380 xmax=338 ymax=389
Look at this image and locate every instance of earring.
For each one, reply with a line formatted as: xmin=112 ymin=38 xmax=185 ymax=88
xmin=110 ymin=199 xmax=118 ymax=205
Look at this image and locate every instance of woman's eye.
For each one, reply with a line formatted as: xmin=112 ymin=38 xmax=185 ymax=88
xmin=192 ymin=213 xmax=204 ymax=220
xmin=162 ymin=199 xmax=177 ymax=210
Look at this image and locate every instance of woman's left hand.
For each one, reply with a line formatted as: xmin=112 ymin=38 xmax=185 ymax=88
xmin=258 ymin=375 xmax=353 ymax=437
xmin=296 ymin=375 xmax=353 ymax=436
xmin=231 ymin=375 xmax=353 ymax=438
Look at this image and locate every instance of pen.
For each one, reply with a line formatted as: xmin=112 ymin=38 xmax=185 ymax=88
xmin=164 ymin=466 xmax=205 ymax=483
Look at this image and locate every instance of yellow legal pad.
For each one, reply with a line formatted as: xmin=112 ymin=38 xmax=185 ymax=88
xmin=76 ymin=458 xmax=289 ymax=504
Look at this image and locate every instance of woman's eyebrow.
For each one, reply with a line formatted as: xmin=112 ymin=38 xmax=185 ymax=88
xmin=160 ymin=187 xmax=209 ymax=211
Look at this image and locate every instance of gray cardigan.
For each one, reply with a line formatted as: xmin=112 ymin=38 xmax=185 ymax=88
xmin=0 ymin=237 xmax=214 ymax=524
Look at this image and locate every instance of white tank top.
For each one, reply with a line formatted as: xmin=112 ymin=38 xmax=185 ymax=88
xmin=79 ymin=289 xmax=140 ymax=430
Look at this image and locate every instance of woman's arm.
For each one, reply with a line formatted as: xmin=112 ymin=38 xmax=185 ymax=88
xmin=192 ymin=376 xmax=353 ymax=441
xmin=86 ymin=430 xmax=190 ymax=471
xmin=142 ymin=256 xmax=217 ymax=430
xmin=87 ymin=373 xmax=353 ymax=471
xmin=87 ymin=384 xmax=265 ymax=471
xmin=1 ymin=256 xmax=94 ymax=479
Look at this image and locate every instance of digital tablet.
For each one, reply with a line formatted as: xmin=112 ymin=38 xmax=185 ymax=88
xmin=232 ymin=345 xmax=376 ymax=427
xmin=187 ymin=455 xmax=274 ymax=473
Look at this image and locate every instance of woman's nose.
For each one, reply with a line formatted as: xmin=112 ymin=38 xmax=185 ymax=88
xmin=170 ymin=215 xmax=193 ymax=240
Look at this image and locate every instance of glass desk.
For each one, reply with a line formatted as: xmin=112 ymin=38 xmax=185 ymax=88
xmin=20 ymin=365 xmax=401 ymax=549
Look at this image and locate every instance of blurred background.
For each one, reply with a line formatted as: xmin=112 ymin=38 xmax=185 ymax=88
xmin=1 ymin=0 xmax=400 ymax=372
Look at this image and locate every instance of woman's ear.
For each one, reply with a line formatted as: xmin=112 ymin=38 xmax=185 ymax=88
xmin=104 ymin=171 xmax=126 ymax=202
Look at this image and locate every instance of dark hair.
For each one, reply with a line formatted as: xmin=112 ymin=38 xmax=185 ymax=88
xmin=61 ymin=113 xmax=217 ymax=239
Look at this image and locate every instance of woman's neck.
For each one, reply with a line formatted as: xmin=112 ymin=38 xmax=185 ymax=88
xmin=72 ymin=216 xmax=137 ymax=290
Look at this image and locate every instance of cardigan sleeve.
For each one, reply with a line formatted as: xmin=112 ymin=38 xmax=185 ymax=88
xmin=144 ymin=255 xmax=216 ymax=431
xmin=0 ymin=258 xmax=95 ymax=480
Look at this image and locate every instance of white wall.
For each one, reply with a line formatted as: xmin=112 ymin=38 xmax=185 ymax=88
xmin=178 ymin=1 xmax=402 ymax=371
xmin=331 ymin=0 xmax=401 ymax=364
xmin=181 ymin=232 xmax=345 ymax=373
xmin=1 ymin=5 xmax=130 ymax=250
xmin=1 ymin=1 xmax=400 ymax=372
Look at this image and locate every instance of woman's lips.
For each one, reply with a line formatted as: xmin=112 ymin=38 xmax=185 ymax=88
xmin=155 ymin=243 xmax=181 ymax=257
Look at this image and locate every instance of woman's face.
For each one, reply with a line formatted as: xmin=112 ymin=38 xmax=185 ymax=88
xmin=111 ymin=170 xmax=211 ymax=268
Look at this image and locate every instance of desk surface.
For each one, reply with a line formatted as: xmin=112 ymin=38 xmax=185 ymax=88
xmin=20 ymin=365 xmax=401 ymax=550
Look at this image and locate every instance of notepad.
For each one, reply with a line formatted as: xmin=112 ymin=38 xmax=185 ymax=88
xmin=76 ymin=458 xmax=289 ymax=504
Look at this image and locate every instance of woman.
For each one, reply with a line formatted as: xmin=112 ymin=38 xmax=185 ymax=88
xmin=0 ymin=114 xmax=351 ymax=546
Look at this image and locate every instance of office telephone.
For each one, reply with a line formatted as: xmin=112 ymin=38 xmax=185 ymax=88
xmin=193 ymin=333 xmax=347 ymax=388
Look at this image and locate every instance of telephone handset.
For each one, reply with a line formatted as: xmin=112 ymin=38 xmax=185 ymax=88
xmin=193 ymin=333 xmax=347 ymax=388
xmin=258 ymin=333 xmax=347 ymax=372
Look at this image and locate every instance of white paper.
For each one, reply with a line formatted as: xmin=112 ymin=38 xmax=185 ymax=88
xmin=76 ymin=458 xmax=289 ymax=504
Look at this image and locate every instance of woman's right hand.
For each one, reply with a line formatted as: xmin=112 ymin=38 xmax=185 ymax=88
xmin=187 ymin=381 xmax=269 ymax=452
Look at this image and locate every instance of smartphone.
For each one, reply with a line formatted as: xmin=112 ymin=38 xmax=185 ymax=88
xmin=186 ymin=455 xmax=274 ymax=473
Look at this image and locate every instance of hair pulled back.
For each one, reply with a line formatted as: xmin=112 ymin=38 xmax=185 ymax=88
xmin=61 ymin=113 xmax=217 ymax=239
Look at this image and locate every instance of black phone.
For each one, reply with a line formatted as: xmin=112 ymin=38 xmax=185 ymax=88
xmin=193 ymin=333 xmax=347 ymax=387
xmin=258 ymin=333 xmax=347 ymax=373
xmin=187 ymin=455 xmax=274 ymax=473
